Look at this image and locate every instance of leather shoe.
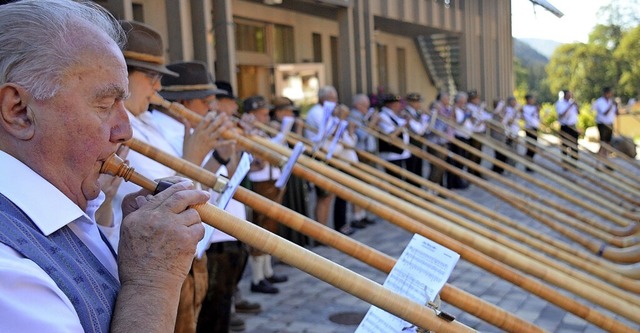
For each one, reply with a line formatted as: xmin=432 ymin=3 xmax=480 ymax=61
xmin=266 ymin=274 xmax=288 ymax=284
xmin=251 ymin=279 xmax=279 ymax=294
xmin=351 ymin=220 xmax=367 ymax=229
xmin=235 ymin=299 xmax=262 ymax=314
xmin=362 ymin=218 xmax=376 ymax=225
xmin=339 ymin=225 xmax=355 ymax=235
xmin=230 ymin=313 xmax=245 ymax=332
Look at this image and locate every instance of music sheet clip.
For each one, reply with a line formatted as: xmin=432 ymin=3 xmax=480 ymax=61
xmin=325 ymin=120 xmax=348 ymax=160
xmin=275 ymin=141 xmax=305 ymax=189
xmin=272 ymin=116 xmax=295 ymax=145
xmin=214 ymin=152 xmax=253 ymax=209
xmin=311 ymin=101 xmax=336 ymax=143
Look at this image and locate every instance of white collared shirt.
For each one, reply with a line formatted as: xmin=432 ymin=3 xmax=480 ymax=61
xmin=594 ymin=96 xmax=617 ymax=125
xmin=0 ymin=150 xmax=118 ymax=333
xmin=555 ymin=99 xmax=578 ymax=126
xmin=378 ymin=107 xmax=411 ymax=161
xmin=522 ymin=104 xmax=540 ymax=129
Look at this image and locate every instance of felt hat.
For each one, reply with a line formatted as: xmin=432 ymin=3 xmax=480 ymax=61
xmin=159 ymin=61 xmax=224 ymax=100
xmin=215 ymin=81 xmax=236 ymax=100
xmin=243 ymin=95 xmax=269 ymax=113
xmin=120 ymin=20 xmax=178 ymax=77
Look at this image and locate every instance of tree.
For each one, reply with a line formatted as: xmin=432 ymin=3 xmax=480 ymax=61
xmin=614 ymin=25 xmax=640 ymax=100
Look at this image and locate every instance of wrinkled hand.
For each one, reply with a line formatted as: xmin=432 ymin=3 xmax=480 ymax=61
xmin=117 ymin=180 xmax=210 ymax=289
xmin=183 ymin=112 xmax=234 ymax=166
xmin=239 ymin=113 xmax=260 ymax=135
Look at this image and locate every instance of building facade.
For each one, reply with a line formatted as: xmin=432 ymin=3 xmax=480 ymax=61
xmin=98 ymin=0 xmax=513 ymax=108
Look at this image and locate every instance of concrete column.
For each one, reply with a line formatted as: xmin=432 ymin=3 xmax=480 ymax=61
xmin=103 ymin=0 xmax=133 ymax=20
xmin=165 ymin=0 xmax=185 ymax=61
xmin=353 ymin=0 xmax=366 ymax=93
xmin=363 ymin=0 xmax=375 ymax=94
xmin=213 ymin=0 xmax=237 ymax=90
xmin=190 ymin=0 xmax=215 ymax=71
xmin=337 ymin=6 xmax=356 ymax=103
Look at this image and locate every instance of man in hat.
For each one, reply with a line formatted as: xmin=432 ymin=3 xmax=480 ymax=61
xmin=100 ymin=22 xmax=230 ymax=333
xmin=466 ymin=90 xmax=492 ymax=178
xmin=244 ymin=96 xmax=289 ymax=294
xmin=595 ymin=87 xmax=618 ymax=160
xmin=215 ymin=80 xmax=240 ymax=117
xmin=377 ymin=93 xmax=411 ymax=178
xmin=404 ymin=92 xmax=430 ymax=183
xmin=0 ymin=1 xmax=209 ymax=332
xmin=147 ymin=61 xmax=254 ymax=333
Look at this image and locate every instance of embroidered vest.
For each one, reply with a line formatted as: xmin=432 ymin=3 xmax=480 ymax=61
xmin=0 ymin=193 xmax=120 ymax=333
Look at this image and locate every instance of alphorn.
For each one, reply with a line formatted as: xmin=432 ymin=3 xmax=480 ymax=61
xmin=518 ymin=124 xmax=640 ymax=197
xmin=422 ymin=126 xmax=640 ymax=245
xmin=100 ymin=154 xmax=475 ymax=333
xmin=255 ymin=122 xmax=640 ymax=296
xmin=428 ymin=117 xmax=639 ymax=226
xmin=125 ymin=137 xmax=544 ymax=333
xmin=361 ymin=124 xmax=640 ymax=262
xmin=485 ymin=119 xmax=640 ymax=205
xmin=441 ymin=116 xmax=640 ymax=222
xmin=149 ymin=94 xmax=638 ymax=331
xmin=255 ymin=134 xmax=640 ymax=324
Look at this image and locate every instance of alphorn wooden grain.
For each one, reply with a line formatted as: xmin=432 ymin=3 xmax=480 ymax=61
xmin=100 ymin=154 xmax=475 ymax=333
xmin=125 ymin=137 xmax=544 ymax=333
xmin=150 ymin=94 xmax=640 ymax=331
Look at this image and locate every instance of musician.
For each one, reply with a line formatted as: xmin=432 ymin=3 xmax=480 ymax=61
xmin=0 ymin=1 xmax=210 ymax=331
xmin=426 ymin=92 xmax=454 ymax=187
xmin=522 ymin=94 xmax=540 ymax=172
xmin=404 ymin=93 xmax=430 ymax=183
xmin=466 ymin=91 xmax=493 ymax=178
xmin=594 ymin=87 xmax=618 ymax=159
xmin=556 ymin=90 xmax=580 ymax=164
xmin=105 ymin=22 xmax=231 ymax=333
xmin=244 ymin=96 xmax=289 ymax=294
xmin=215 ymin=80 xmax=240 ymax=117
xmin=148 ymin=61 xmax=255 ymax=333
xmin=378 ymin=94 xmax=411 ymax=179
xmin=304 ymin=86 xmax=338 ymax=231
xmin=450 ymin=92 xmax=472 ymax=189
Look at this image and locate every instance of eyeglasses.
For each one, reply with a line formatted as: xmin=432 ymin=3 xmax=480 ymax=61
xmin=136 ymin=69 xmax=163 ymax=85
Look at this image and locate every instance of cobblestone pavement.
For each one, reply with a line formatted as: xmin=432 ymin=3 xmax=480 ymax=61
xmin=235 ymin=145 xmax=640 ymax=333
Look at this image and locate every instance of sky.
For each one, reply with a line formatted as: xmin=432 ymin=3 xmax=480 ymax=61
xmin=511 ymin=0 xmax=610 ymax=44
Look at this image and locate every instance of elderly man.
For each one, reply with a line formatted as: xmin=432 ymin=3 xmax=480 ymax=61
xmin=0 ymin=1 xmax=209 ymax=332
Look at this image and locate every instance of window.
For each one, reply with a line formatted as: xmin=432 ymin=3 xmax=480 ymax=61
xmin=312 ymin=33 xmax=322 ymax=62
xmin=235 ymin=19 xmax=266 ymax=53
xmin=397 ymin=47 xmax=407 ymax=95
xmin=377 ymin=43 xmax=388 ymax=89
xmin=274 ymin=24 xmax=295 ymax=63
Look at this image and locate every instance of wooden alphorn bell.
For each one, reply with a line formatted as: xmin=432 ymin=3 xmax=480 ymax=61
xmin=518 ymin=124 xmax=640 ymax=198
xmin=150 ymin=94 xmax=639 ymax=331
xmin=420 ymin=124 xmax=640 ymax=244
xmin=417 ymin=120 xmax=640 ymax=232
xmin=548 ymin=123 xmax=640 ymax=191
xmin=511 ymin=117 xmax=640 ymax=191
xmin=100 ymin=153 xmax=475 ymax=333
xmin=254 ymin=122 xmax=640 ymax=295
xmin=124 ymin=137 xmax=544 ymax=333
xmin=484 ymin=119 xmax=640 ymax=207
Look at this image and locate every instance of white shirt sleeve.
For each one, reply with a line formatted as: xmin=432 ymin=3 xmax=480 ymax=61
xmin=0 ymin=244 xmax=83 ymax=333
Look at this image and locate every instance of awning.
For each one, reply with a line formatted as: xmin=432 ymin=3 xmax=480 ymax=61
xmin=529 ymin=0 xmax=564 ymax=18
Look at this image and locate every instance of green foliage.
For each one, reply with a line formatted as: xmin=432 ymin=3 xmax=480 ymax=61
xmin=614 ymin=25 xmax=640 ymax=98
xmin=539 ymin=103 xmax=558 ymax=133
xmin=577 ymin=103 xmax=596 ymax=135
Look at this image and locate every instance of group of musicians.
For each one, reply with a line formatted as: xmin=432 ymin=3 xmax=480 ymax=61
xmin=0 ymin=1 xmax=624 ymax=332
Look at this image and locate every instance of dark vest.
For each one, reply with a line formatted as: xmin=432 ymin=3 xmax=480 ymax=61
xmin=378 ymin=112 xmax=404 ymax=154
xmin=0 ymin=193 xmax=120 ymax=333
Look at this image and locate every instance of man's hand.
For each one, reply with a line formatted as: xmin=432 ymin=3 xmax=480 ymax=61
xmin=183 ymin=112 xmax=234 ymax=166
xmin=117 ymin=180 xmax=210 ymax=288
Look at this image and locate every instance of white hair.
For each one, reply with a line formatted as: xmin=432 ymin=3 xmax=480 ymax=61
xmin=352 ymin=93 xmax=369 ymax=106
xmin=318 ymin=85 xmax=337 ymax=103
xmin=0 ymin=0 xmax=125 ymax=100
xmin=454 ymin=92 xmax=468 ymax=103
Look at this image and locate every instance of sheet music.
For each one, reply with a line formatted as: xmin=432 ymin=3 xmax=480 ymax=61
xmin=214 ymin=152 xmax=252 ymax=210
xmin=275 ymin=142 xmax=305 ymax=189
xmin=355 ymin=234 xmax=460 ymax=333
xmin=311 ymin=101 xmax=336 ymax=143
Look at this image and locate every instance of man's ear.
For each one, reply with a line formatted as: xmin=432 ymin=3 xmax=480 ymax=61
xmin=0 ymin=83 xmax=35 ymax=140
